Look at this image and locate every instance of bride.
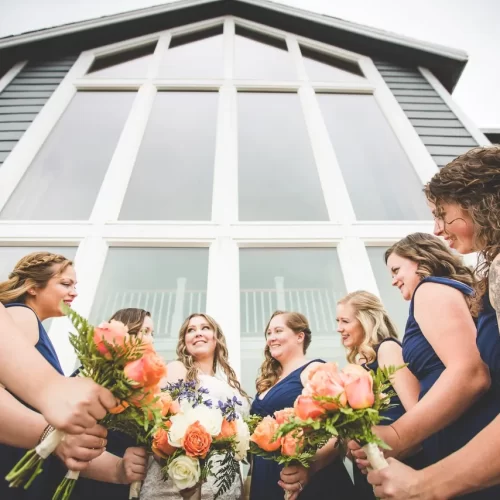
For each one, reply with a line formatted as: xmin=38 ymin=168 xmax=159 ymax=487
xmin=141 ymin=313 xmax=250 ymax=500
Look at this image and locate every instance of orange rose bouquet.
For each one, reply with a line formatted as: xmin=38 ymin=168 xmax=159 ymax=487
xmin=6 ymin=304 xmax=167 ymax=500
xmin=153 ymin=382 xmax=250 ymax=500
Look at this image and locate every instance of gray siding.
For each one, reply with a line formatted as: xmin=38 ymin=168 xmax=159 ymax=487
xmin=0 ymin=56 xmax=76 ymax=167
xmin=374 ymin=61 xmax=477 ymax=167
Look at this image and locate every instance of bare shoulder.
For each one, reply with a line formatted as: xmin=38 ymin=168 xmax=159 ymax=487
xmin=166 ymin=360 xmax=188 ymax=383
xmin=5 ymin=306 xmax=39 ymax=345
xmin=377 ymin=340 xmax=403 ymax=368
xmin=490 ymin=254 xmax=500 ymax=313
xmin=414 ymin=281 xmax=465 ymax=309
xmin=300 ymin=361 xmax=323 ymax=386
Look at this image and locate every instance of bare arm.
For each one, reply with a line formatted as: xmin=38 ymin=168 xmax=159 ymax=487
xmin=490 ymin=255 xmax=500 ymax=328
xmin=388 ymin=283 xmax=490 ymax=453
xmin=377 ymin=341 xmax=420 ymax=412
xmin=165 ymin=360 xmax=188 ymax=384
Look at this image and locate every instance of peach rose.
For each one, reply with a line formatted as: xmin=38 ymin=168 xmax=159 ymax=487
xmin=217 ymin=418 xmax=237 ymax=439
xmin=274 ymin=408 xmax=295 ymax=425
xmin=341 ymin=364 xmax=375 ymax=409
xmin=170 ymin=400 xmax=181 ymax=415
xmin=129 ymin=384 xmax=160 ymax=408
xmin=250 ymin=416 xmax=281 ymax=452
xmin=124 ymin=352 xmax=167 ymax=388
xmin=281 ymin=429 xmax=304 ymax=456
xmin=93 ymin=320 xmax=130 ymax=359
xmin=182 ymin=421 xmax=212 ymax=458
xmin=158 ymin=392 xmax=174 ymax=417
xmin=153 ymin=426 xmax=176 ymax=458
xmin=294 ymin=395 xmax=326 ymax=421
xmin=306 ymin=363 xmax=347 ymax=410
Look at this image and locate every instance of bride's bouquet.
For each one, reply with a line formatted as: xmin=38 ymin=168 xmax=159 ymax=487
xmin=6 ymin=304 xmax=167 ymax=500
xmin=152 ymin=380 xmax=250 ymax=500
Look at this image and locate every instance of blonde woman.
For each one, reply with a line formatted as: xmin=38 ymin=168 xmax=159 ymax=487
xmin=141 ymin=313 xmax=249 ymax=500
xmin=337 ymin=291 xmax=421 ymax=499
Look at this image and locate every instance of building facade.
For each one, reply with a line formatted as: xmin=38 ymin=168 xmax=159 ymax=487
xmin=0 ymin=0 xmax=491 ymax=394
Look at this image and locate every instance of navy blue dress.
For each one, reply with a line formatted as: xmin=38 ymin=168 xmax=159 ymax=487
xmin=0 ymin=303 xmax=66 ymax=500
xmin=353 ymin=339 xmax=426 ymax=500
xmin=477 ymin=291 xmax=500 ymax=387
xmin=403 ymin=277 xmax=500 ymax=499
xmin=250 ymin=359 xmax=354 ymax=500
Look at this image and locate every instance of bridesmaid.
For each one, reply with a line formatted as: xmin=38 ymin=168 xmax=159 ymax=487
xmin=250 ymin=310 xmax=354 ymax=500
xmin=368 ymin=146 xmax=500 ymax=499
xmin=336 ymin=291 xmax=422 ymax=499
xmin=0 ymin=252 xmax=107 ymax=499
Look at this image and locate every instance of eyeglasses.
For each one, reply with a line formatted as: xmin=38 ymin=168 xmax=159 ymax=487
xmin=433 ymin=216 xmax=464 ymax=230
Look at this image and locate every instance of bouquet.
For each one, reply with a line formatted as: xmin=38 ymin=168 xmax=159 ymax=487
xmin=6 ymin=303 xmax=167 ymax=500
xmin=152 ymin=380 xmax=250 ymax=500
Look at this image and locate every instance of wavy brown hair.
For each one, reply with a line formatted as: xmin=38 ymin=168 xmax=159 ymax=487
xmin=0 ymin=251 xmax=73 ymax=305
xmin=109 ymin=308 xmax=151 ymax=335
xmin=384 ymin=233 xmax=479 ymax=316
xmin=338 ymin=291 xmax=399 ymax=365
xmin=177 ymin=313 xmax=249 ymax=399
xmin=256 ymin=310 xmax=312 ymax=394
xmin=425 ymin=145 xmax=500 ymax=301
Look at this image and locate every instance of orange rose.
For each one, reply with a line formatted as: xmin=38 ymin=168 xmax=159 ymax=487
xmin=158 ymin=392 xmax=174 ymax=417
xmin=281 ymin=429 xmax=304 ymax=456
xmin=250 ymin=416 xmax=281 ymax=452
xmin=152 ymin=426 xmax=176 ymax=458
xmin=217 ymin=418 xmax=237 ymax=439
xmin=274 ymin=408 xmax=295 ymax=425
xmin=294 ymin=395 xmax=326 ymax=421
xmin=108 ymin=400 xmax=129 ymax=414
xmin=124 ymin=352 xmax=167 ymax=388
xmin=93 ymin=320 xmax=130 ymax=359
xmin=129 ymin=384 xmax=160 ymax=407
xmin=305 ymin=363 xmax=347 ymax=410
xmin=182 ymin=421 xmax=212 ymax=458
xmin=341 ymin=364 xmax=375 ymax=409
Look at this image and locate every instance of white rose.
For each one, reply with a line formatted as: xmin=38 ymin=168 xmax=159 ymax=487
xmin=234 ymin=417 xmax=250 ymax=461
xmin=188 ymin=404 xmax=223 ymax=437
xmin=168 ymin=412 xmax=191 ymax=448
xmin=167 ymin=455 xmax=201 ymax=491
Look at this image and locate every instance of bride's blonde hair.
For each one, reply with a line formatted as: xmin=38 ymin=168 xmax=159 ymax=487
xmin=176 ymin=313 xmax=249 ymax=400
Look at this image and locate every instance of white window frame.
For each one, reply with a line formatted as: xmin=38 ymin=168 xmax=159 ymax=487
xmin=0 ymin=15 xmax=438 ymax=376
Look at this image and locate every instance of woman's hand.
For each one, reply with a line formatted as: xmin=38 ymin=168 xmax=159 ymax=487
xmin=279 ymin=464 xmax=310 ymax=500
xmin=54 ymin=423 xmax=107 ymax=471
xmin=117 ymin=447 xmax=148 ymax=484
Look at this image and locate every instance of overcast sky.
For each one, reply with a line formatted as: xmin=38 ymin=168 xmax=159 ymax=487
xmin=1 ymin=0 xmax=498 ymax=129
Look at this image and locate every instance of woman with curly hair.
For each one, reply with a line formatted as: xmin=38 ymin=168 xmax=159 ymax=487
xmin=250 ymin=311 xmax=354 ymax=500
xmin=367 ymin=146 xmax=500 ymax=499
xmin=141 ymin=313 xmax=249 ymax=499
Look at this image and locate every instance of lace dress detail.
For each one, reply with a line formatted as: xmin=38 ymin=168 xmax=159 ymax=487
xmin=140 ymin=374 xmax=249 ymax=500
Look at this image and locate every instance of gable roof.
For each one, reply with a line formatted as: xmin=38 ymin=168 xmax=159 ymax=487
xmin=0 ymin=0 xmax=468 ymax=91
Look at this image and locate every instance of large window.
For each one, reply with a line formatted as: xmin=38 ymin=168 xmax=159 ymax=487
xmin=239 ymin=247 xmax=347 ymax=395
xmin=89 ymin=247 xmax=209 ymax=362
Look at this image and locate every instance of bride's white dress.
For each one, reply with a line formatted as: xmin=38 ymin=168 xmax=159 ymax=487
xmin=140 ymin=373 xmax=249 ymax=499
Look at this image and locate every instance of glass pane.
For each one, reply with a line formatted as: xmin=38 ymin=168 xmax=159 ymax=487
xmin=86 ymin=43 xmax=156 ymax=78
xmin=234 ymin=27 xmax=296 ymax=80
xmin=89 ymin=247 xmax=209 ymax=362
xmin=1 ymin=92 xmax=135 ymax=220
xmin=159 ymin=27 xmax=224 ymax=79
xmin=0 ymin=246 xmax=77 ymax=331
xmin=317 ymin=94 xmax=430 ymax=220
xmin=238 ymin=92 xmax=328 ymax=221
xmin=301 ymin=46 xmax=366 ymax=83
xmin=239 ymin=248 xmax=347 ymax=396
xmin=366 ymin=246 xmax=409 ymax=336
xmin=119 ymin=92 xmax=218 ymax=220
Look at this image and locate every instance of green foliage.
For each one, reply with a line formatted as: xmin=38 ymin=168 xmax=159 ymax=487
xmin=210 ymin=452 xmax=240 ymax=499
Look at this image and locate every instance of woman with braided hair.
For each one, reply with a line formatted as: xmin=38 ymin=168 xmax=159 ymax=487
xmin=366 ymin=145 xmax=500 ymax=499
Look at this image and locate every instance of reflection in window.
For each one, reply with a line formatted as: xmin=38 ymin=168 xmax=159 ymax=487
xmin=238 ymin=92 xmax=328 ymax=221
xmin=366 ymin=246 xmax=409 ymax=335
xmin=0 ymin=246 xmax=78 ymax=331
xmin=0 ymin=92 xmax=135 ymax=220
xmin=86 ymin=43 xmax=156 ymax=78
xmin=317 ymin=94 xmax=430 ymax=220
xmin=234 ymin=26 xmax=296 ymax=80
xmin=89 ymin=247 xmax=209 ymax=362
xmin=300 ymin=46 xmax=366 ymax=83
xmin=119 ymin=92 xmax=218 ymax=220
xmin=239 ymin=248 xmax=347 ymax=395
xmin=159 ymin=26 xmax=224 ymax=79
